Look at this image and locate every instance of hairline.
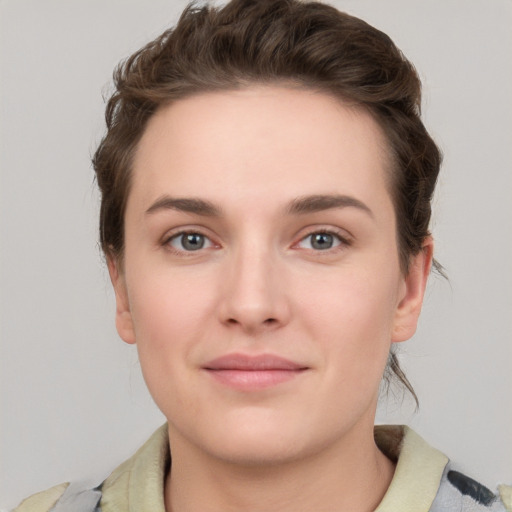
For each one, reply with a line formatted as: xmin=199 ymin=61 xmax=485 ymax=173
xmin=109 ymin=80 xmax=407 ymax=273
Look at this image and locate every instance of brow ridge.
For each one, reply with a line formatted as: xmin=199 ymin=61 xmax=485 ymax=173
xmin=146 ymin=196 xmax=221 ymax=216
xmin=145 ymin=193 xmax=372 ymax=218
xmin=287 ymin=194 xmax=373 ymax=217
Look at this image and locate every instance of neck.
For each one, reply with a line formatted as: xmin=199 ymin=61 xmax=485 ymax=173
xmin=164 ymin=424 xmax=395 ymax=512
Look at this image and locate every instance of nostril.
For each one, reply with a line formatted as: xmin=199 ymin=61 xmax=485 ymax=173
xmin=226 ymin=317 xmax=276 ymax=326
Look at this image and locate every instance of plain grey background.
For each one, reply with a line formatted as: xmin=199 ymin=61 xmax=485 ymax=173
xmin=1 ymin=0 xmax=511 ymax=509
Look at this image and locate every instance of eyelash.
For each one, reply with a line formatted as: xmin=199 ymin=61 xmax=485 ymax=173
xmin=162 ymin=228 xmax=352 ymax=256
xmin=294 ymin=229 xmax=352 ymax=253
xmin=163 ymin=230 xmax=216 ymax=256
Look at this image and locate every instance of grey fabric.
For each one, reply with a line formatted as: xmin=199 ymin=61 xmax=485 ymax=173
xmin=430 ymin=465 xmax=507 ymax=512
xmin=49 ymin=482 xmax=102 ymax=512
xmin=45 ymin=461 xmax=509 ymax=512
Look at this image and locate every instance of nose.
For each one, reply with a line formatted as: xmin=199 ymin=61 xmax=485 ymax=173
xmin=217 ymin=244 xmax=291 ymax=334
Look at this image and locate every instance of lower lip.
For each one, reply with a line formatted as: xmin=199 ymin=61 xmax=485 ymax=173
xmin=204 ymin=369 xmax=306 ymax=390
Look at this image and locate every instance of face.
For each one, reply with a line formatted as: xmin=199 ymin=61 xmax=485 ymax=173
xmin=110 ymin=86 xmax=431 ymax=465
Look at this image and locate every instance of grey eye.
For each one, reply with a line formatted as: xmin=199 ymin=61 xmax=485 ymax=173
xmin=310 ymin=233 xmax=335 ymax=250
xmin=171 ymin=233 xmax=209 ymax=251
xmin=297 ymin=232 xmax=342 ymax=251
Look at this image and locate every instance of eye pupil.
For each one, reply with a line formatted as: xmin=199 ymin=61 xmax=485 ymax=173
xmin=182 ymin=233 xmax=204 ymax=250
xmin=311 ymin=233 xmax=333 ymax=250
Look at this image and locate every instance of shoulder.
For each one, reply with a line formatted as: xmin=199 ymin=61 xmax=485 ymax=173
xmin=375 ymin=426 xmax=511 ymax=512
xmin=11 ymin=425 xmax=169 ymax=512
xmin=11 ymin=483 xmax=69 ymax=512
xmin=11 ymin=482 xmax=104 ymax=512
xmin=11 ymin=482 xmax=103 ymax=512
xmin=432 ymin=469 xmax=512 ymax=512
xmin=498 ymin=485 xmax=512 ymax=511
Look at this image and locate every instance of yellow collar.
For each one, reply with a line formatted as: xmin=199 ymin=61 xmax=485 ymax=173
xmin=100 ymin=424 xmax=448 ymax=512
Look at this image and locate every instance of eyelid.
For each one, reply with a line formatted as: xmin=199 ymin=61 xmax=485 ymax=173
xmin=291 ymin=226 xmax=353 ymax=251
xmin=162 ymin=226 xmax=220 ymax=255
xmin=160 ymin=224 xmax=352 ymax=255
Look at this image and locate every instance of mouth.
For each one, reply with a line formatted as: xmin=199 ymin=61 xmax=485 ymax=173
xmin=202 ymin=353 xmax=309 ymax=390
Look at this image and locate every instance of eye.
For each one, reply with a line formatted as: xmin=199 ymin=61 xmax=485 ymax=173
xmin=297 ymin=231 xmax=344 ymax=251
xmin=168 ymin=232 xmax=213 ymax=252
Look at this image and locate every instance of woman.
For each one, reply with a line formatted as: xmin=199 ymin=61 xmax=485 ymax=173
xmin=12 ymin=0 xmax=510 ymax=511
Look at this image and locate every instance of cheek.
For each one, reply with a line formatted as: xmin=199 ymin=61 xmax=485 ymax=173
xmin=130 ymin=264 xmax=216 ymax=335
xmin=298 ymin=266 xmax=400 ymax=381
xmin=126 ymin=270 xmax=217 ymax=388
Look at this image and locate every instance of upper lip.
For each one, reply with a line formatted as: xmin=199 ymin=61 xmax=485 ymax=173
xmin=203 ymin=353 xmax=307 ymax=371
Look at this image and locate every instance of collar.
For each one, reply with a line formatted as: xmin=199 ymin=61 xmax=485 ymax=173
xmin=375 ymin=425 xmax=449 ymax=512
xmin=100 ymin=424 xmax=448 ymax=512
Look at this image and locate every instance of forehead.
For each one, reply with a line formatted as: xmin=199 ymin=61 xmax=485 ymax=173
xmin=130 ymin=86 xmax=392 ymax=213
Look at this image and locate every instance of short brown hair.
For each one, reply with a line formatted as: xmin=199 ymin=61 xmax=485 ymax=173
xmin=93 ymin=0 xmax=442 ymax=404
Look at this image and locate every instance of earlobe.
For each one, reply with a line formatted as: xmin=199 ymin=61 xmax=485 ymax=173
xmin=392 ymin=237 xmax=434 ymax=343
xmin=107 ymin=256 xmax=136 ymax=345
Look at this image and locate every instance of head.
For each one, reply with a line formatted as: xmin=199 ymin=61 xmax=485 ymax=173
xmin=93 ymin=0 xmax=441 ymax=455
xmin=94 ymin=0 xmax=441 ymax=404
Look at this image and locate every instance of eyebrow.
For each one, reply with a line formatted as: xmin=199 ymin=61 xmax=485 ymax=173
xmin=145 ymin=193 xmax=373 ymax=218
xmin=146 ymin=196 xmax=221 ymax=216
xmin=287 ymin=194 xmax=374 ymax=217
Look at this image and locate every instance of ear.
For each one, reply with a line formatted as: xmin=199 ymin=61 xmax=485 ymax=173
xmin=107 ymin=256 xmax=136 ymax=345
xmin=392 ymin=237 xmax=434 ymax=342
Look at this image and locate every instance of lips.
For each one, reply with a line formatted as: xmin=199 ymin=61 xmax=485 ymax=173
xmin=203 ymin=353 xmax=308 ymax=390
xmin=204 ymin=353 xmax=306 ymax=371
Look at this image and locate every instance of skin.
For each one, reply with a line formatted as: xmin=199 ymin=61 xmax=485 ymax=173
xmin=109 ymin=86 xmax=432 ymax=512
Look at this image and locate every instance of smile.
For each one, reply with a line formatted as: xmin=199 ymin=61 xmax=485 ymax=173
xmin=203 ymin=353 xmax=309 ymax=390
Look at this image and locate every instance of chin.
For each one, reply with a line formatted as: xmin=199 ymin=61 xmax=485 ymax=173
xmin=173 ymin=407 xmax=349 ymax=468
xmin=206 ymin=432 xmax=309 ymax=467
